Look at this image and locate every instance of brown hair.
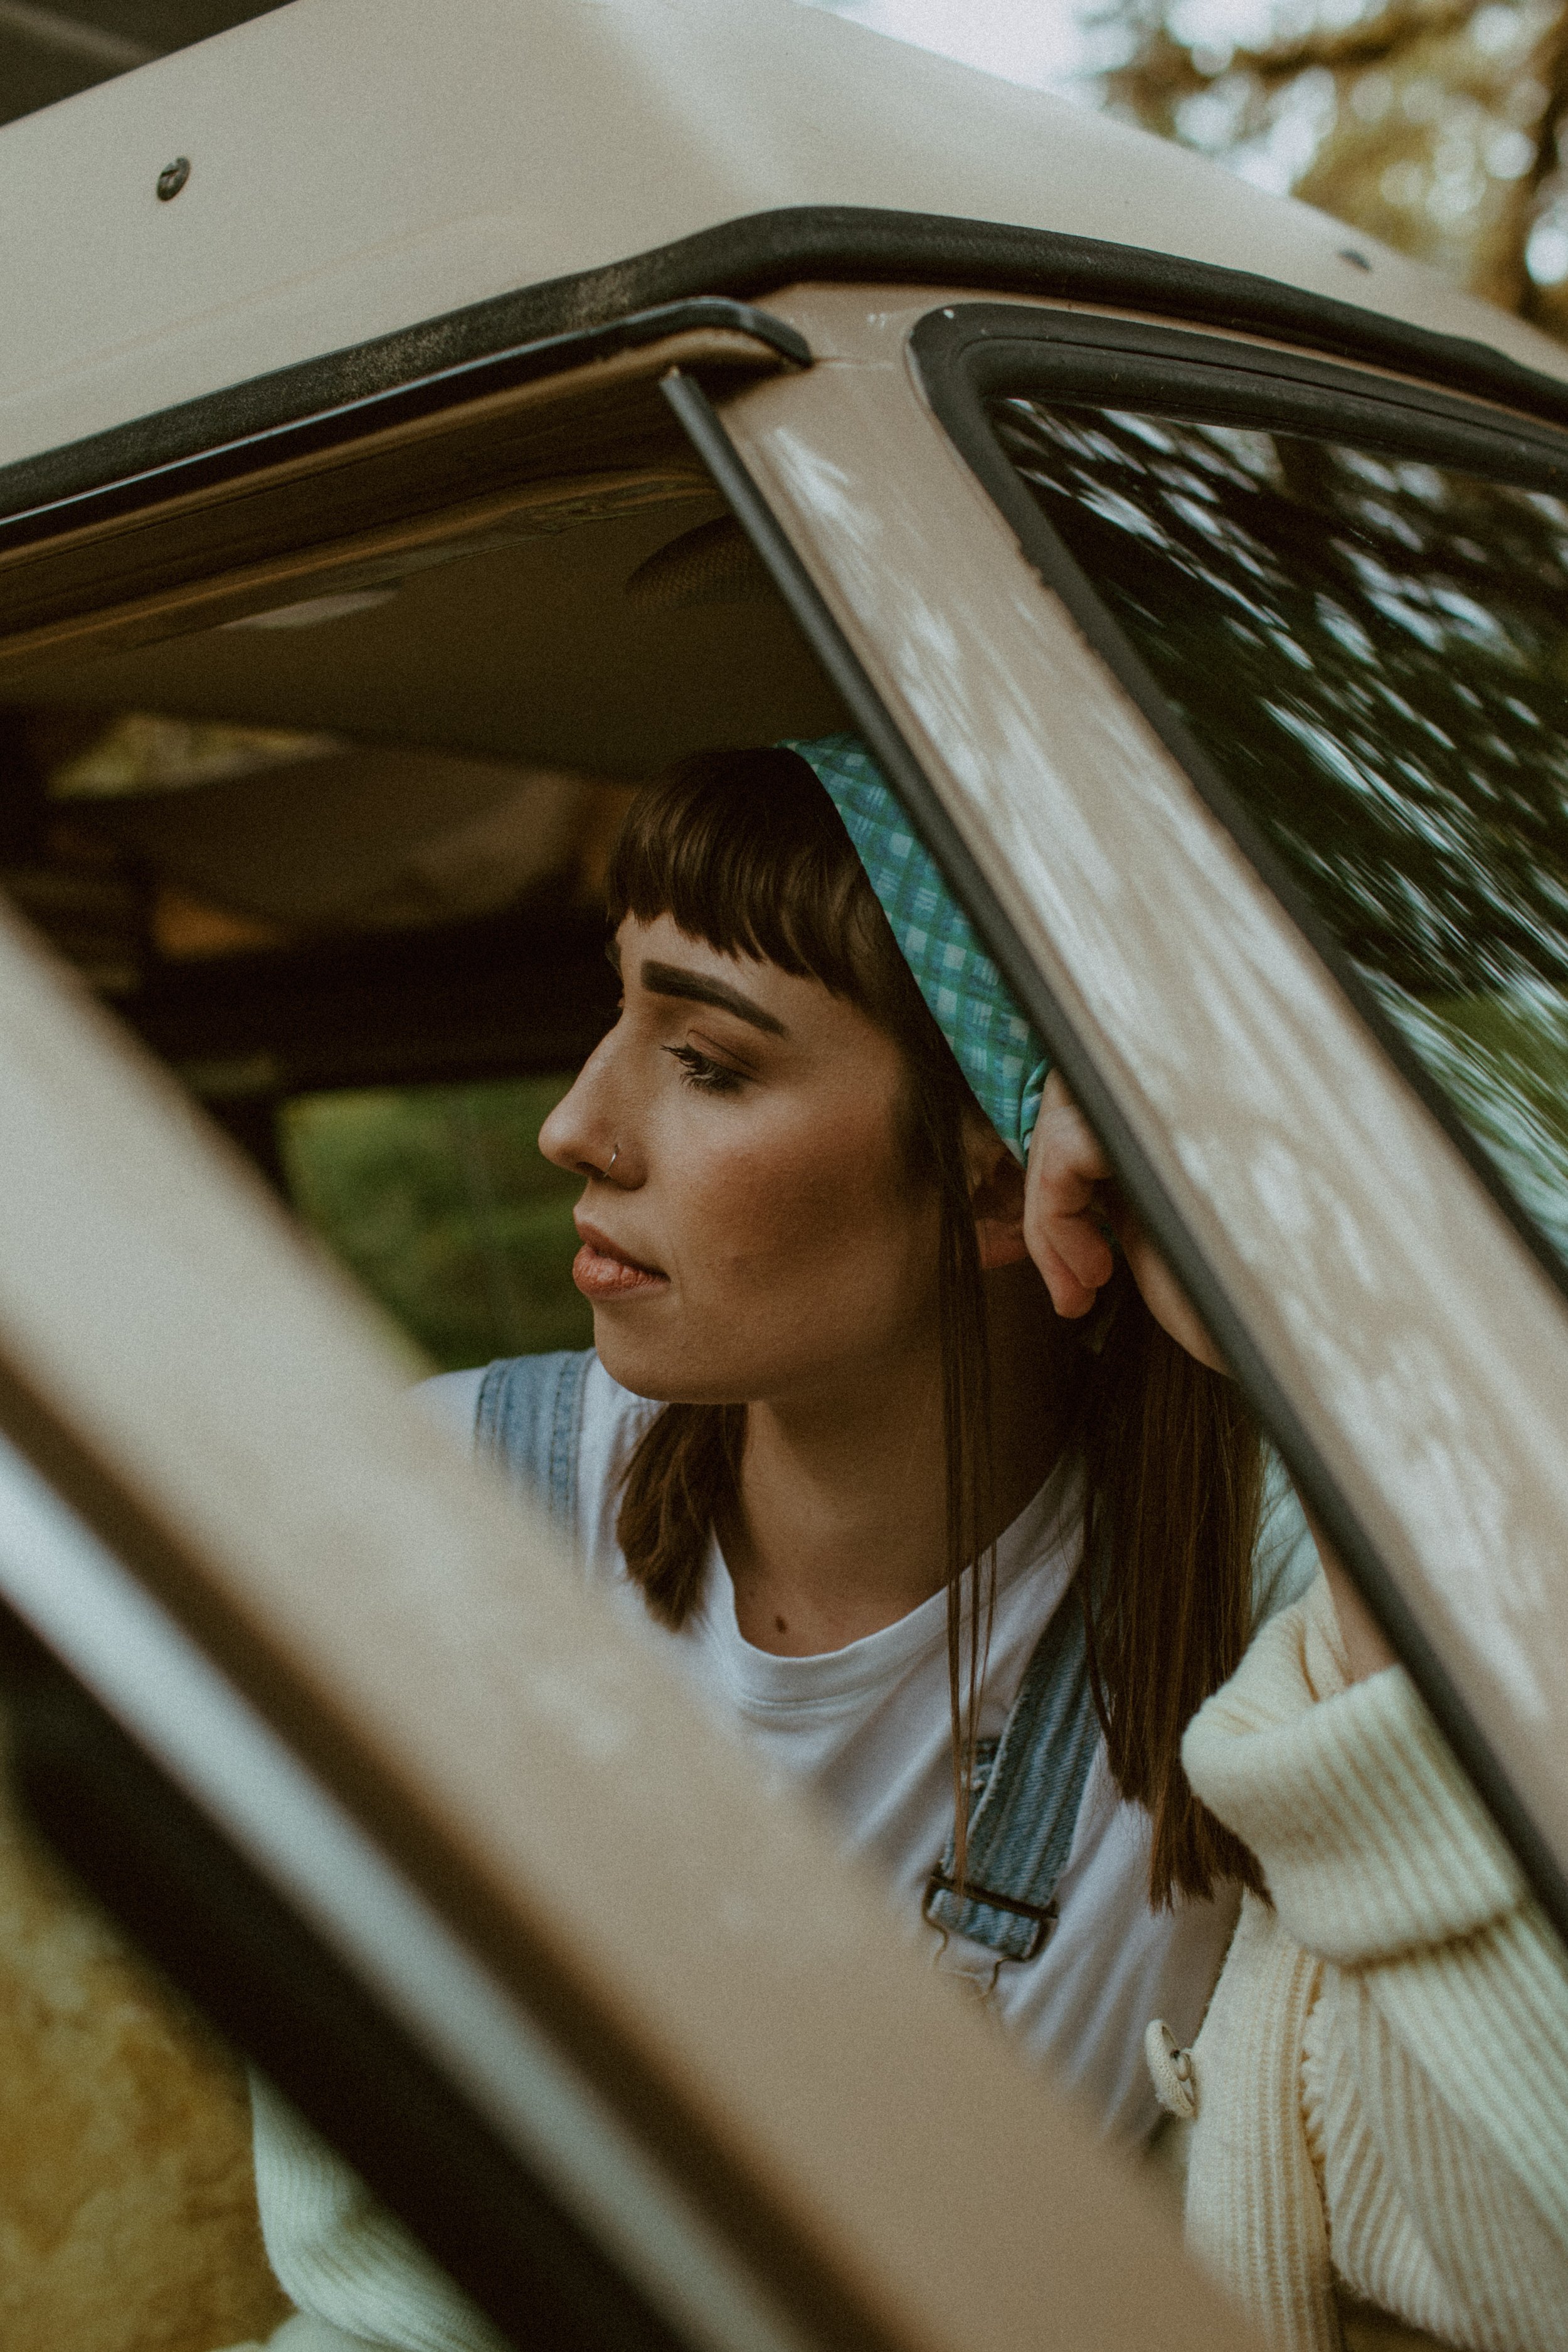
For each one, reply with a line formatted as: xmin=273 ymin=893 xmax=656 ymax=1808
xmin=605 ymin=746 xmax=1263 ymax=1905
xmin=1078 ymin=1285 xmax=1265 ymax=1900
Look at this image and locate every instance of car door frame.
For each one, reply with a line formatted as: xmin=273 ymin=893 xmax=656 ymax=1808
xmin=0 ymin=300 xmax=1266 ymax=2352
xmin=689 ymin=277 xmax=1568 ymax=1948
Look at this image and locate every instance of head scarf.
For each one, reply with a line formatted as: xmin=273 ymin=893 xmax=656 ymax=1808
xmin=783 ymin=733 xmax=1050 ymax=1162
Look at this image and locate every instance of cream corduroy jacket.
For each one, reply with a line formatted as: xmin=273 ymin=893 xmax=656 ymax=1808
xmin=1156 ymin=1573 xmax=1568 ymax=2352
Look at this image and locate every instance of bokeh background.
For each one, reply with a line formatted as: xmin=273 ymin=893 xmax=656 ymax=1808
xmin=5 ymin=0 xmax=1565 ymax=1372
xmin=282 ymin=1077 xmax=589 ymax=1370
xmin=808 ymin=0 xmax=1568 ymax=334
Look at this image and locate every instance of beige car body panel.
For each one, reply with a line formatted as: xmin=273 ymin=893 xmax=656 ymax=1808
xmin=4 ymin=4 xmax=1568 ymax=2344
xmin=2 ymin=0 xmax=1567 ymax=469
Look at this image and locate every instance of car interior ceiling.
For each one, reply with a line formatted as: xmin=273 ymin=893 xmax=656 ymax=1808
xmin=0 ymin=491 xmax=849 ymax=1185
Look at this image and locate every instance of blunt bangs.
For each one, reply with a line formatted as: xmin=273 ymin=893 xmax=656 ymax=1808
xmin=605 ymin=746 xmax=897 ymax=1014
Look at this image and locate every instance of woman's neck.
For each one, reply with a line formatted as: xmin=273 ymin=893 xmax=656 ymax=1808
xmin=723 ymin=1265 xmax=1072 ymax=1656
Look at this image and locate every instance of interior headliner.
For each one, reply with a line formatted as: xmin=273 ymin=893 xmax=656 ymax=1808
xmin=3 ymin=494 xmax=843 ymax=778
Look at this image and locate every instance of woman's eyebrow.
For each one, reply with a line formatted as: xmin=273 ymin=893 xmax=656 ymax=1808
xmin=640 ymin=959 xmax=788 ymax=1037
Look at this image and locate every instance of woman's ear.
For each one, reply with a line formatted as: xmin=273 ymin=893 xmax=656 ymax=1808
xmin=964 ymin=1118 xmax=1030 ymax=1271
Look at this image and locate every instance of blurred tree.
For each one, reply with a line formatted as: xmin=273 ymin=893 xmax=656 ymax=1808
xmin=1098 ymin=0 xmax=1568 ymax=335
xmin=282 ymin=1075 xmax=592 ymax=1372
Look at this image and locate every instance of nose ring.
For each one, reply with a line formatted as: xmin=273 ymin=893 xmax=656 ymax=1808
xmin=605 ymin=1144 xmax=620 ymax=1175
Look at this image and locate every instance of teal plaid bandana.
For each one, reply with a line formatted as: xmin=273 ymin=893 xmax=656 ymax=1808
xmin=784 ymin=733 xmax=1051 ymax=1162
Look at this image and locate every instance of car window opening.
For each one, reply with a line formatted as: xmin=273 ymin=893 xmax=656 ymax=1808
xmin=4 ymin=327 xmax=1568 ymax=2352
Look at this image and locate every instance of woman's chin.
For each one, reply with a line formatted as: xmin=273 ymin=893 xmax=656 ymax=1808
xmin=588 ymin=1314 xmax=744 ymax=1408
xmin=589 ymin=1310 xmax=675 ymax=1399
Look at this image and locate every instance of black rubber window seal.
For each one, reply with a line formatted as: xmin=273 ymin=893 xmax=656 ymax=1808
xmin=0 ymin=297 xmax=810 ymax=559
xmin=9 ymin=204 xmax=1568 ymax=540
xmin=660 ymin=361 xmax=1568 ymax=1956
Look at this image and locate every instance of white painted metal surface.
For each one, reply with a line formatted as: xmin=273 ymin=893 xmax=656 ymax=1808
xmin=1 ymin=0 xmax=1564 ymax=472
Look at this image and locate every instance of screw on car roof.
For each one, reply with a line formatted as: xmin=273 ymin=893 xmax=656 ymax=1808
xmin=156 ymin=158 xmax=191 ymax=202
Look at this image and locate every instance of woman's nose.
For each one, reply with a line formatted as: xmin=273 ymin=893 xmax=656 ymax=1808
xmin=538 ymin=1039 xmax=622 ymax=1178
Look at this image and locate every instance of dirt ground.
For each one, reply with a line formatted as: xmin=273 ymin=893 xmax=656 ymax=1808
xmin=0 ymin=1717 xmax=289 ymax=2352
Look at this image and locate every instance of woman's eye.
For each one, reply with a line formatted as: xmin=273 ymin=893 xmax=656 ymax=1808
xmin=664 ymin=1043 xmax=747 ymax=1096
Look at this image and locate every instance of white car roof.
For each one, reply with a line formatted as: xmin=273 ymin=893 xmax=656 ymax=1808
xmin=3 ymin=0 xmax=1567 ymax=475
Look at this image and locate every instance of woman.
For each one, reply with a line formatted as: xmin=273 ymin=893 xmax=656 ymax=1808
xmin=1030 ymin=1078 xmax=1568 ymax=2348
xmin=438 ymin=736 xmax=1315 ymax=2099
xmin=243 ymin=735 xmax=1316 ymax=2352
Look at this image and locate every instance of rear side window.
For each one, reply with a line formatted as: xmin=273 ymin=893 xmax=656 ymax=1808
xmin=986 ymin=392 xmax=1568 ymax=1275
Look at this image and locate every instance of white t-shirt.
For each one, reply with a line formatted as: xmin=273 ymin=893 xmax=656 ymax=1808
xmin=423 ymin=1354 xmax=1318 ymax=2148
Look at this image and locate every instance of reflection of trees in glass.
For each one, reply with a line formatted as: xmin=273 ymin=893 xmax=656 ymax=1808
xmin=1100 ymin=1 xmax=1568 ymax=337
xmin=282 ymin=1076 xmax=591 ymax=1371
xmin=1399 ymin=985 xmax=1568 ymax=1236
xmin=992 ymin=394 xmax=1568 ymax=1255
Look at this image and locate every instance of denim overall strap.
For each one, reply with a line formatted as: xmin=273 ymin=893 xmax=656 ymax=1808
xmin=474 ymin=1349 xmax=593 ymax=1546
xmin=923 ymin=1581 xmax=1098 ymax=1963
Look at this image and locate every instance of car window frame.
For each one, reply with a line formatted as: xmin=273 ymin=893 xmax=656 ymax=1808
xmin=907 ymin=301 xmax=1568 ymax=1317
xmin=672 ymin=304 xmax=1568 ymax=1960
xmin=0 ymin=298 xmax=1268 ymax=2352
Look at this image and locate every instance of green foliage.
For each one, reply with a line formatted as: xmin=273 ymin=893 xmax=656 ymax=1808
xmin=280 ymin=1076 xmax=593 ymax=1372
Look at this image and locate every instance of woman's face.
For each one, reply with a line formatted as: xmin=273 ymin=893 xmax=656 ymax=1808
xmin=538 ymin=913 xmax=943 ymax=1407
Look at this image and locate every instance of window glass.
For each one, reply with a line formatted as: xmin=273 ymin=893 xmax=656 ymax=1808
xmin=989 ymin=395 xmax=1568 ymax=1269
xmin=281 ymin=1076 xmax=590 ymax=1369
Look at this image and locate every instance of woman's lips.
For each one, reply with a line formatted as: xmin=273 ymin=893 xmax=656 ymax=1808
xmin=571 ymin=1224 xmax=668 ymax=1300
